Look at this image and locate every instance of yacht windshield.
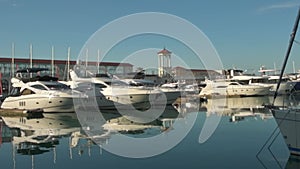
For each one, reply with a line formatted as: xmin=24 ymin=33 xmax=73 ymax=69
xmin=105 ymin=80 xmax=129 ymax=87
xmin=45 ymin=83 xmax=70 ymax=90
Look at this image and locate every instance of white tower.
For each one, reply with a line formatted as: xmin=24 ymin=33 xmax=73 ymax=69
xmin=157 ymin=47 xmax=172 ymax=77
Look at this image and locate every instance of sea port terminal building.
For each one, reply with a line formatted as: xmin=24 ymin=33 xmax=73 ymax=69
xmin=0 ymin=57 xmax=220 ymax=96
xmin=0 ymin=58 xmax=133 ymax=96
xmin=0 ymin=58 xmax=133 ymax=79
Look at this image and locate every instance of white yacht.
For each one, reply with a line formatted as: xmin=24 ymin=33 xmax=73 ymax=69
xmin=266 ymin=75 xmax=297 ymax=95
xmin=230 ymin=69 xmax=297 ymax=95
xmin=1 ymin=68 xmax=82 ymax=113
xmin=121 ymin=79 xmax=182 ymax=104
xmin=69 ymin=70 xmax=179 ymax=110
xmin=199 ymin=79 xmax=271 ymax=98
xmin=125 ymin=79 xmax=181 ymax=105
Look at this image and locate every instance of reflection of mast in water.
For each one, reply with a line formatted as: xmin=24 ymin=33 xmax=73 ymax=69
xmin=53 ymin=147 xmax=56 ymax=164
xmin=31 ymin=155 xmax=34 ymax=169
xmin=12 ymin=143 xmax=16 ymax=169
xmin=0 ymin=119 xmax=2 ymax=147
xmin=69 ymin=129 xmax=110 ymax=158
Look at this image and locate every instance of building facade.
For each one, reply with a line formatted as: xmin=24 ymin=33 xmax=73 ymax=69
xmin=0 ymin=58 xmax=133 ymax=97
xmin=173 ymin=66 xmax=221 ymax=83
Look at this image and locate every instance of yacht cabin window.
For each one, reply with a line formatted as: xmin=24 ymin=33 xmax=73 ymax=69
xmin=45 ymin=83 xmax=70 ymax=90
xmin=31 ymin=84 xmax=48 ymax=90
xmin=10 ymin=87 xmax=21 ymax=96
xmin=21 ymin=88 xmax=35 ymax=95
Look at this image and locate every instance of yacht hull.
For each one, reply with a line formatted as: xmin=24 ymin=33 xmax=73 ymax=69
xmin=272 ymin=108 xmax=300 ymax=156
xmin=1 ymin=95 xmax=75 ymax=113
xmin=200 ymin=80 xmax=271 ymax=98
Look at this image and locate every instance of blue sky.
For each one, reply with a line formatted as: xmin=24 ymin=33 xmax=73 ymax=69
xmin=1 ymin=0 xmax=300 ymax=72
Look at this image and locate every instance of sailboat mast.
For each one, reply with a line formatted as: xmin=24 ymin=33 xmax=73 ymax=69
xmin=85 ymin=48 xmax=88 ymax=77
xmin=29 ymin=44 xmax=33 ymax=78
xmin=293 ymin=61 xmax=296 ymax=73
xmin=29 ymin=44 xmax=33 ymax=68
xmin=97 ymin=49 xmax=100 ymax=74
xmin=273 ymin=8 xmax=300 ymax=104
xmin=11 ymin=42 xmax=15 ymax=78
xmin=51 ymin=46 xmax=54 ymax=77
xmin=67 ymin=47 xmax=71 ymax=81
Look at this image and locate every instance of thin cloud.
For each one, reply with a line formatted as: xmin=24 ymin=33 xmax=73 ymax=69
xmin=259 ymin=1 xmax=300 ymax=12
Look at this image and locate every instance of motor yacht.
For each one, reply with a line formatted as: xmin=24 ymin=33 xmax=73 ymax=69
xmin=120 ymin=79 xmax=181 ymax=105
xmin=69 ymin=70 xmax=177 ymax=110
xmin=199 ymin=79 xmax=271 ymax=98
xmin=230 ymin=69 xmax=297 ymax=95
xmin=1 ymin=68 xmax=82 ymax=113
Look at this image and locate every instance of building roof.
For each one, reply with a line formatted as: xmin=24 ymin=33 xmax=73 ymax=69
xmin=173 ymin=66 xmax=220 ymax=74
xmin=157 ymin=48 xmax=171 ymax=55
xmin=0 ymin=58 xmax=133 ymax=67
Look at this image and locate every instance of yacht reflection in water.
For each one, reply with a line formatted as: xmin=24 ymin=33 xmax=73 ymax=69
xmin=1 ymin=113 xmax=81 ymax=156
xmin=0 ymin=96 xmax=285 ymax=168
xmin=0 ymin=104 xmax=192 ymax=168
xmin=200 ymin=96 xmax=274 ymax=122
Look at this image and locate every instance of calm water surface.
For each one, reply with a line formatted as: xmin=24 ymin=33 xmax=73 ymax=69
xmin=0 ymin=96 xmax=296 ymax=169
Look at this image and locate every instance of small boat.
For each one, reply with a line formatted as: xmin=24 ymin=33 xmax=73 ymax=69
xmin=199 ymin=79 xmax=271 ymax=98
xmin=1 ymin=68 xmax=82 ymax=113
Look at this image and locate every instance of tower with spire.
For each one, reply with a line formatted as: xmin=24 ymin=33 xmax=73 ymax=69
xmin=157 ymin=47 xmax=172 ymax=77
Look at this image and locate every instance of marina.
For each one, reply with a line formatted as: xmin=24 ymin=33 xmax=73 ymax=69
xmin=2 ymin=1 xmax=300 ymax=169
xmin=0 ymin=23 xmax=299 ymax=169
xmin=0 ymin=27 xmax=300 ymax=169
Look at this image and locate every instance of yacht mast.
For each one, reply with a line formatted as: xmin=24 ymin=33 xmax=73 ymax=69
xmin=97 ymin=49 xmax=100 ymax=74
xmin=51 ymin=46 xmax=54 ymax=77
xmin=29 ymin=44 xmax=33 ymax=78
xmin=273 ymin=8 xmax=300 ymax=104
xmin=67 ymin=47 xmax=71 ymax=81
xmin=11 ymin=42 xmax=15 ymax=78
xmin=293 ymin=60 xmax=296 ymax=73
xmin=29 ymin=44 xmax=33 ymax=68
xmin=85 ymin=48 xmax=88 ymax=77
